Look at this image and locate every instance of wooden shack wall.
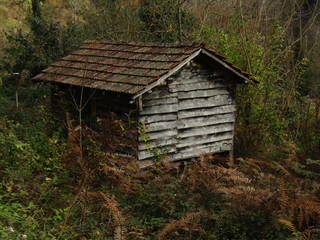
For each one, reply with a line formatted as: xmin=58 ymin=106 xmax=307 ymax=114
xmin=138 ymin=59 xmax=237 ymax=162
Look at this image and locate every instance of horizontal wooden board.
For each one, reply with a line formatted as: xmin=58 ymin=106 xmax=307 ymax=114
xmin=177 ymin=113 xmax=235 ymax=129
xmin=138 ymin=138 xmax=177 ymax=151
xmin=139 ymin=113 xmax=176 ymax=124
xmin=178 ymin=105 xmax=236 ymax=119
xmin=143 ymin=88 xmax=178 ymax=100
xmin=144 ymin=120 xmax=176 ymax=132
xmin=176 ymin=131 xmax=233 ymax=148
xmin=138 ymin=147 xmax=175 ymax=160
xmin=178 ymin=95 xmax=233 ymax=110
xmin=140 ymin=103 xmax=178 ymax=115
xmin=169 ymin=81 xmax=230 ymax=92
xmin=142 ymin=97 xmax=178 ymax=107
xmin=139 ymin=129 xmax=177 ymax=141
xmin=168 ymin=76 xmax=219 ymax=86
xmin=178 ymin=88 xmax=230 ymax=99
xmin=170 ymin=141 xmax=232 ymax=161
xmin=179 ymin=139 xmax=233 ymax=153
xmin=178 ymin=123 xmax=234 ymax=138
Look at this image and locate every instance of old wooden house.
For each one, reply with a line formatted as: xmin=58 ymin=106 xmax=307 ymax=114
xmin=33 ymin=41 xmax=257 ymax=165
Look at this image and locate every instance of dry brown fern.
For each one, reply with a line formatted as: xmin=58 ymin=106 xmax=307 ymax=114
xmin=85 ymin=191 xmax=127 ymax=240
xmin=157 ymin=211 xmax=209 ymax=240
xmin=277 ymin=218 xmax=297 ymax=232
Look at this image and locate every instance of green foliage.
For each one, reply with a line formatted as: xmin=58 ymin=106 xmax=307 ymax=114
xmin=0 ymin=1 xmax=319 ymax=239
xmin=139 ymin=0 xmax=198 ymax=42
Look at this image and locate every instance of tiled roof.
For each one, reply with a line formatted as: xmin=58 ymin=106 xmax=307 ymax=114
xmin=33 ymin=41 xmax=257 ymax=96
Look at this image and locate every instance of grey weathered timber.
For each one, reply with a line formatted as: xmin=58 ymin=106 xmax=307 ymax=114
xmin=178 ymin=105 xmax=236 ymax=119
xmin=144 ymin=120 xmax=176 ymax=132
xmin=169 ymin=81 xmax=230 ymax=92
xmin=142 ymin=89 xmax=178 ymax=100
xmin=133 ymin=49 xmax=202 ymax=99
xmin=139 ymin=103 xmax=178 ymax=115
xmin=178 ymin=88 xmax=230 ymax=99
xmin=178 ymin=139 xmax=233 ymax=153
xmin=170 ymin=140 xmax=233 ymax=161
xmin=137 ymin=58 xmax=238 ymax=162
xmin=176 ymin=131 xmax=233 ymax=149
xmin=142 ymin=97 xmax=178 ymax=107
xmin=138 ymin=147 xmax=176 ymax=160
xmin=178 ymin=95 xmax=233 ymax=110
xmin=177 ymin=113 xmax=235 ymax=129
xmin=138 ymin=138 xmax=177 ymax=151
xmin=177 ymin=123 xmax=234 ymax=139
xmin=139 ymin=129 xmax=177 ymax=141
xmin=168 ymin=77 xmax=222 ymax=85
xmin=139 ymin=113 xmax=177 ymax=124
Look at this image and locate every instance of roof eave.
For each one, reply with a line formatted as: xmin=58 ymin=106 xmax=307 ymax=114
xmin=201 ymin=49 xmax=257 ymax=84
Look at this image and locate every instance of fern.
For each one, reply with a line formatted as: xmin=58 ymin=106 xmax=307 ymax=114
xmin=86 ymin=191 xmax=127 ymax=240
xmin=157 ymin=211 xmax=208 ymax=240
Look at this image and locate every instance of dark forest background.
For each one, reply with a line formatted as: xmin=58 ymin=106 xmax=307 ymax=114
xmin=0 ymin=0 xmax=320 ymax=239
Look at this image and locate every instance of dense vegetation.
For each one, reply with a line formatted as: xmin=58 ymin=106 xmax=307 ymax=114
xmin=0 ymin=0 xmax=320 ymax=239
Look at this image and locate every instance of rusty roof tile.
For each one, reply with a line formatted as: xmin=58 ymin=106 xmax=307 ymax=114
xmin=33 ymin=41 xmax=257 ymax=95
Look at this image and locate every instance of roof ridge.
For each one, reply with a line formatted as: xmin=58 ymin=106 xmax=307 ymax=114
xmin=84 ymin=40 xmax=200 ymax=48
xmin=80 ymin=46 xmax=197 ymax=56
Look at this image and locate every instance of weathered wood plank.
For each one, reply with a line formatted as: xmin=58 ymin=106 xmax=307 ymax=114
xmin=178 ymin=95 xmax=233 ymax=110
xmin=142 ymin=97 xmax=178 ymax=107
xmin=138 ymin=147 xmax=175 ymax=160
xmin=177 ymin=113 xmax=235 ymax=129
xmin=178 ymin=123 xmax=234 ymax=138
xmin=133 ymin=49 xmax=202 ymax=99
xmin=176 ymin=132 xmax=233 ymax=149
xmin=139 ymin=129 xmax=177 ymax=141
xmin=139 ymin=113 xmax=176 ymax=124
xmin=169 ymin=81 xmax=230 ymax=92
xmin=139 ymin=138 xmax=178 ymax=151
xmin=168 ymin=77 xmax=222 ymax=86
xmin=143 ymin=89 xmax=178 ymax=100
xmin=179 ymin=139 xmax=233 ymax=153
xmin=144 ymin=120 xmax=176 ymax=132
xmin=140 ymin=103 xmax=178 ymax=115
xmin=178 ymin=105 xmax=236 ymax=119
xmin=170 ymin=140 xmax=232 ymax=161
xmin=178 ymin=88 xmax=230 ymax=99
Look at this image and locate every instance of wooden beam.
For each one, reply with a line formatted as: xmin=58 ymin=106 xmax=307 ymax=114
xmin=201 ymin=49 xmax=250 ymax=83
xmin=133 ymin=49 xmax=202 ymax=100
xmin=138 ymin=96 xmax=143 ymax=111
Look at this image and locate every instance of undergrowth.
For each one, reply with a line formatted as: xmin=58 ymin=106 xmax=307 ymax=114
xmin=1 ymin=113 xmax=320 ymax=240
